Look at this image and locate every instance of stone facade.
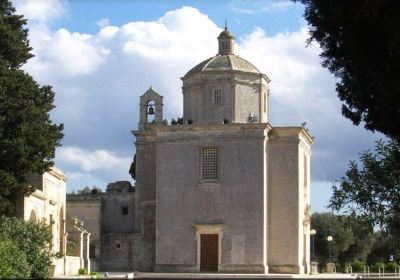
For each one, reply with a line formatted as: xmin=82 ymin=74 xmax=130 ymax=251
xmin=132 ymin=28 xmax=314 ymax=274
xmin=66 ymin=181 xmax=142 ymax=271
xmin=68 ymin=27 xmax=314 ymax=274
xmin=15 ymin=167 xmax=90 ymax=276
xmin=16 ymin=167 xmax=67 ymax=255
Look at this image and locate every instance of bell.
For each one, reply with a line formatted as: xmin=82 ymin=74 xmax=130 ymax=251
xmin=147 ymin=105 xmax=155 ymax=115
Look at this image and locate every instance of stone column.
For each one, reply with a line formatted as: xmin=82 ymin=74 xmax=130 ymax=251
xmin=83 ymin=232 xmax=91 ymax=274
xmin=63 ymin=232 xmax=68 ymax=276
xmin=76 ymin=231 xmax=84 ymax=268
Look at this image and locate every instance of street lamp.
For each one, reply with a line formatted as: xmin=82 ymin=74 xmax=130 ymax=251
xmin=327 ymin=236 xmax=333 ymax=263
xmin=310 ymin=229 xmax=316 ymax=262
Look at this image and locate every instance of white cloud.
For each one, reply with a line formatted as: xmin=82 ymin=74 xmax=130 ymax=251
xmin=96 ymin=18 xmax=110 ymax=28
xmin=98 ymin=26 xmax=119 ymax=40
xmin=238 ymin=27 xmax=339 ymax=126
xmin=19 ymin=6 xmax=379 ymax=192
xmin=25 ymin=27 xmax=109 ymax=77
xmin=120 ymin=6 xmax=218 ymax=61
xmin=57 ymin=146 xmax=131 ymax=172
xmin=13 ymin=0 xmax=67 ymax=23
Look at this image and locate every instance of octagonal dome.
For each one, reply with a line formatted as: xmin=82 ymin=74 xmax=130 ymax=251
xmin=184 ymin=54 xmax=261 ymax=78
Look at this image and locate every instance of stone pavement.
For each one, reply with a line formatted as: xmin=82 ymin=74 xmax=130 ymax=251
xmin=54 ymin=272 xmax=358 ymax=279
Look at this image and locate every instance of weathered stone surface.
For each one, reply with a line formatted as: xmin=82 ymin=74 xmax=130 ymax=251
xmin=66 ymin=27 xmax=315 ymax=274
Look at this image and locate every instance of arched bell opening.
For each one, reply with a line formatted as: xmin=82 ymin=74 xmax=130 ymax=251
xmin=138 ymin=87 xmax=164 ymax=130
xmin=147 ymin=100 xmax=156 ymax=124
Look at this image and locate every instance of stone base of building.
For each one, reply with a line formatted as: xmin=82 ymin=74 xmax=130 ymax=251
xmin=155 ymin=264 xmax=198 ymax=273
xmin=155 ymin=264 xmax=266 ymax=273
xmin=268 ymin=264 xmax=304 ymax=274
xmin=219 ymin=264 xmax=266 ymax=273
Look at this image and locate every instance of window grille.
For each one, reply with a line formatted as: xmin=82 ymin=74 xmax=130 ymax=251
xmin=202 ymin=147 xmax=219 ymax=180
xmin=213 ymin=88 xmax=222 ymax=105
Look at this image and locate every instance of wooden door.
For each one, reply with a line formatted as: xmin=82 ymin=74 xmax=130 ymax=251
xmin=200 ymin=234 xmax=219 ymax=272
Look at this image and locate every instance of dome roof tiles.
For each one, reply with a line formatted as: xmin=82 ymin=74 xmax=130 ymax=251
xmin=184 ymin=54 xmax=261 ymax=78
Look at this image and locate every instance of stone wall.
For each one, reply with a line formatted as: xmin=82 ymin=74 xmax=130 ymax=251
xmin=64 ymin=256 xmax=81 ymax=276
xmin=154 ymin=124 xmax=269 ymax=273
xmin=67 ymin=193 xmax=102 ymax=270
xmin=182 ymin=72 xmax=269 ymax=124
xmin=66 ymin=181 xmax=138 ymax=272
xmin=101 ymin=233 xmax=141 ymax=271
xmin=267 ymin=127 xmax=313 ymax=274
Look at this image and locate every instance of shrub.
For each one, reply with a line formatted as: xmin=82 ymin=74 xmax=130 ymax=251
xmin=352 ymin=260 xmax=366 ymax=272
xmin=79 ymin=268 xmax=88 ymax=275
xmin=0 ymin=216 xmax=52 ymax=278
xmin=90 ymin=271 xmax=101 ymax=279
xmin=0 ymin=236 xmax=30 ymax=279
xmin=386 ymin=262 xmax=398 ymax=272
xmin=372 ymin=262 xmax=386 ymax=272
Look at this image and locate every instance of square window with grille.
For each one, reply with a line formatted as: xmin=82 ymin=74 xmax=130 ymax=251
xmin=213 ymin=88 xmax=222 ymax=105
xmin=202 ymin=147 xmax=219 ymax=180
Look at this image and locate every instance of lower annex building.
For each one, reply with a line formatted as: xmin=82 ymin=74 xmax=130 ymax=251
xmin=67 ymin=27 xmax=314 ymax=274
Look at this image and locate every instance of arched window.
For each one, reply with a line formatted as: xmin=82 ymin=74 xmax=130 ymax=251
xmin=29 ymin=209 xmax=37 ymax=222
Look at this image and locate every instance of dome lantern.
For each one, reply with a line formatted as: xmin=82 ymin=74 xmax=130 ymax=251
xmin=218 ymin=24 xmax=235 ymax=55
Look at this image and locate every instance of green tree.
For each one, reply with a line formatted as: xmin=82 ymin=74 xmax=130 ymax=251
xmin=298 ymin=0 xmax=400 ymax=140
xmin=129 ymin=154 xmax=136 ymax=180
xmin=0 ymin=0 xmax=63 ymax=215
xmin=311 ymin=213 xmax=373 ymax=267
xmin=367 ymin=231 xmax=395 ymax=265
xmin=170 ymin=117 xmax=183 ymax=125
xmin=330 ymin=139 xmax=400 ymax=227
xmin=312 ymin=213 xmax=354 ymax=265
xmin=337 ymin=214 xmax=374 ymax=265
xmin=0 ymin=216 xmax=53 ymax=278
xmin=73 ymin=186 xmax=102 ymax=194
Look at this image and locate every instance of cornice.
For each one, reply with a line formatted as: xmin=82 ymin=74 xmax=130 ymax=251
xmin=182 ymin=70 xmax=269 ymax=82
xmin=31 ymin=190 xmax=47 ymax=201
xmin=154 ymin=122 xmax=271 ymax=133
xmin=49 ymin=166 xmax=67 ymax=182
xmin=268 ymin=126 xmax=315 ymax=146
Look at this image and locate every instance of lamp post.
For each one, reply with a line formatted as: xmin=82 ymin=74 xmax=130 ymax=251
xmin=327 ymin=236 xmax=333 ymax=263
xmin=310 ymin=229 xmax=316 ymax=262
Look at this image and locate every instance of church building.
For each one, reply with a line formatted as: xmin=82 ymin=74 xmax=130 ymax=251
xmin=133 ymin=27 xmax=314 ymax=274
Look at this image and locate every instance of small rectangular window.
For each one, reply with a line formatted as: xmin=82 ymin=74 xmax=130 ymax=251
xmin=121 ymin=206 xmax=128 ymax=215
xmin=202 ymin=147 xmax=219 ymax=180
xmin=213 ymin=88 xmax=222 ymax=105
xmin=116 ymin=243 xmax=121 ymax=249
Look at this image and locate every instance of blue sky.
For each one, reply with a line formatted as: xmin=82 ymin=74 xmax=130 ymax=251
xmin=53 ymin=1 xmax=305 ymax=36
xmin=12 ymin=0 xmax=382 ymax=213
